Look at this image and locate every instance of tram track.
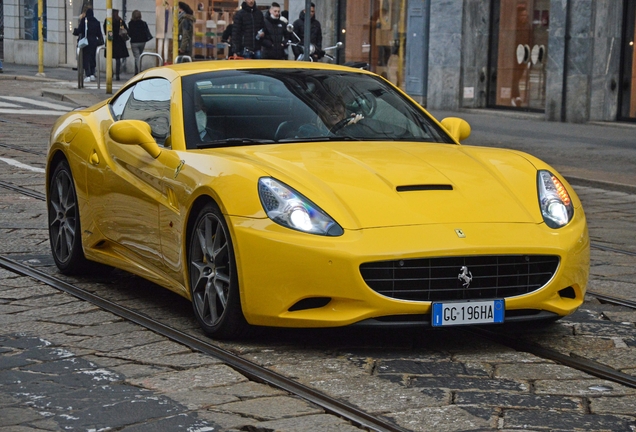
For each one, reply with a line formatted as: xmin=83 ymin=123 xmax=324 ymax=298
xmin=0 ymin=253 xmax=407 ymax=432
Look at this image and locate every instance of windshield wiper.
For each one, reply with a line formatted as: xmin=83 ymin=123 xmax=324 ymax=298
xmin=197 ymin=138 xmax=276 ymax=149
xmin=276 ymin=135 xmax=362 ymax=143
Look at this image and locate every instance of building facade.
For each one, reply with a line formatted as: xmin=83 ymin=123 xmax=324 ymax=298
xmin=1 ymin=0 xmax=634 ymax=123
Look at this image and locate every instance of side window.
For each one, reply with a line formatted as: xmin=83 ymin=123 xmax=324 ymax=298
xmin=114 ymin=78 xmax=172 ymax=147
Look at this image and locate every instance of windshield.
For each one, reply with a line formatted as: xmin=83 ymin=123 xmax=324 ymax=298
xmin=181 ymin=69 xmax=454 ymax=149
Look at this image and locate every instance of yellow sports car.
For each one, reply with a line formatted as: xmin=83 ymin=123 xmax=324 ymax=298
xmin=46 ymin=61 xmax=589 ymax=339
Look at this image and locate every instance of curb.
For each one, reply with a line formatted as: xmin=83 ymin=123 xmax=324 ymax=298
xmin=566 ymin=176 xmax=636 ymax=195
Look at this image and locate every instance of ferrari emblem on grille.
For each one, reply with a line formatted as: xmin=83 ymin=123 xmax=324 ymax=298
xmin=458 ymin=266 xmax=473 ymax=288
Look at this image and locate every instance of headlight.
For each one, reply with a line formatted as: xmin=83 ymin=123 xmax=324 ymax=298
xmin=258 ymin=177 xmax=344 ymax=236
xmin=537 ymin=170 xmax=573 ymax=228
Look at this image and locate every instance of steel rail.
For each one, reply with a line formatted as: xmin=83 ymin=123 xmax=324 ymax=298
xmin=0 ymin=180 xmax=46 ymax=200
xmin=591 ymin=243 xmax=636 ymax=257
xmin=587 ymin=291 xmax=636 ymax=310
xmin=0 ymin=254 xmax=407 ymax=432
xmin=466 ymin=328 xmax=636 ymax=389
xmin=0 ymin=142 xmax=47 ymax=156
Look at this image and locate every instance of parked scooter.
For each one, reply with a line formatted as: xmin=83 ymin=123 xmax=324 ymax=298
xmin=286 ymin=24 xmax=342 ymax=62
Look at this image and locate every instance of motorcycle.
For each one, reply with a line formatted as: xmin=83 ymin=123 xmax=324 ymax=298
xmin=286 ymin=24 xmax=342 ymax=62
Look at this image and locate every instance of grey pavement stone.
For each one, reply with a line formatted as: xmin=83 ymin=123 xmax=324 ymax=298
xmin=408 ymin=375 xmax=528 ymax=392
xmin=568 ymin=347 xmax=636 ymax=373
xmin=109 ymin=363 xmax=173 ymax=379
xmin=43 ymin=310 xmax=123 ymax=327
xmin=218 ymin=395 xmax=323 ymax=421
xmin=589 ymin=395 xmax=636 ymax=415
xmin=494 ymin=363 xmax=593 ymax=380
xmin=210 ymin=381 xmax=286 ymax=399
xmin=454 ymin=391 xmax=583 ymax=411
xmin=126 ymin=365 xmax=247 ymax=392
xmin=64 ymin=321 xmax=138 ymax=337
xmin=502 ymin=408 xmax=636 ymax=431
xmin=104 ymin=340 xmax=192 ymax=363
xmin=253 ymin=413 xmax=364 ymax=431
xmin=160 ymin=388 xmax=239 ymax=410
xmin=0 ymin=322 xmax=77 ymax=337
xmin=134 ymin=352 xmax=222 ymax=369
xmin=385 ymin=405 xmax=494 ymax=432
xmin=69 ymin=330 xmax=166 ymax=352
xmin=534 ymin=379 xmax=636 ymax=396
xmin=117 ymin=413 xmax=219 ymax=432
xmin=0 ymin=406 xmax=44 ymax=426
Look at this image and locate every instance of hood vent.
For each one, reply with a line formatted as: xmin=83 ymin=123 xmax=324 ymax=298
xmin=396 ymin=184 xmax=453 ymax=192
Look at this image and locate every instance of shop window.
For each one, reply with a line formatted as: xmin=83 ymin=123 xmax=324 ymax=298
xmin=490 ymin=0 xmax=548 ymax=110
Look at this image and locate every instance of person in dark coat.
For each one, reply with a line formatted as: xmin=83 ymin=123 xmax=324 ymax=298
xmin=231 ymin=0 xmax=265 ymax=59
xmin=262 ymin=2 xmax=289 ymax=60
xmin=128 ymin=10 xmax=152 ymax=75
xmin=291 ymin=2 xmax=323 ymax=61
xmin=73 ymin=8 xmax=103 ymax=82
xmin=104 ymin=9 xmax=129 ymax=80
xmin=178 ymin=2 xmax=195 ymax=58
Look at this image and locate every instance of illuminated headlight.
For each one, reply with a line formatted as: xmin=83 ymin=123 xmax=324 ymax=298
xmin=537 ymin=170 xmax=574 ymax=228
xmin=258 ymin=177 xmax=344 ymax=236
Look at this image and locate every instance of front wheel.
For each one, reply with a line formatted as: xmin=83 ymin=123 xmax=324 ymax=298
xmin=48 ymin=160 xmax=92 ymax=274
xmin=188 ymin=202 xmax=249 ymax=339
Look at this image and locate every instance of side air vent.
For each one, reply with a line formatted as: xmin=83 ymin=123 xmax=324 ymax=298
xmin=396 ymin=185 xmax=453 ymax=192
xmin=288 ymin=297 xmax=331 ymax=312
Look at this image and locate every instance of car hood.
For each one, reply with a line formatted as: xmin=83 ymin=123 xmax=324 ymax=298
xmin=219 ymin=141 xmax=543 ymax=229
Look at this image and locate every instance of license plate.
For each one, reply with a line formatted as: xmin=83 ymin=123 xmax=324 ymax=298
xmin=432 ymin=299 xmax=504 ymax=327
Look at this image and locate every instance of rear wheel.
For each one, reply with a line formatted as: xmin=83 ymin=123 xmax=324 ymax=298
xmin=48 ymin=160 xmax=92 ymax=274
xmin=188 ymin=202 xmax=248 ymax=339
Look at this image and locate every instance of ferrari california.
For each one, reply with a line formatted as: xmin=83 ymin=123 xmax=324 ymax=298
xmin=46 ymin=61 xmax=589 ymax=339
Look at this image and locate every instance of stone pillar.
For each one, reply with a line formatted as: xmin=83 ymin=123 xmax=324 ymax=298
xmin=589 ymin=0 xmax=622 ymax=121
xmin=427 ymin=0 xmax=464 ymax=110
xmin=460 ymin=0 xmax=490 ymax=108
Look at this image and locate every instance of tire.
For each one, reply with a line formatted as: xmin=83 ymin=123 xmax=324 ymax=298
xmin=188 ymin=202 xmax=249 ymax=339
xmin=48 ymin=160 xmax=93 ymax=275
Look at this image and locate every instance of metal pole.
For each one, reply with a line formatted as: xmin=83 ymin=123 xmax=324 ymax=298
xmin=304 ymin=0 xmax=311 ymax=61
xmin=422 ymin=0 xmax=431 ymax=103
xmin=106 ymin=2 xmax=113 ymax=94
xmin=173 ymin=2 xmax=180 ymax=63
xmin=36 ymin=0 xmax=45 ymax=76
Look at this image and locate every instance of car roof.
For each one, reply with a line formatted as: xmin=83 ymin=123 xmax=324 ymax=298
xmin=141 ymin=60 xmax=375 ymax=79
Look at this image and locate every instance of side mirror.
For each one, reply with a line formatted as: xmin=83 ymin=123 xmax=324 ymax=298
xmin=108 ymin=120 xmax=162 ymax=158
xmin=286 ymin=23 xmax=294 ymax=33
xmin=336 ymin=41 xmax=343 ymax=48
xmin=440 ymin=117 xmax=471 ymax=143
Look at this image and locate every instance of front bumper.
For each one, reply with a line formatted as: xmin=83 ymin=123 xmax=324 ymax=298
xmin=230 ymin=214 xmax=589 ymax=328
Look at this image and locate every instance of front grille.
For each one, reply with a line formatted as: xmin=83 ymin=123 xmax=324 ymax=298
xmin=360 ymin=255 xmax=559 ymax=302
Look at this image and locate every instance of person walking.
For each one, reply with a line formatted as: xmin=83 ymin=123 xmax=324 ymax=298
xmin=178 ymin=2 xmax=195 ymax=58
xmin=231 ymin=0 xmax=265 ymax=59
xmin=291 ymin=2 xmax=323 ymax=61
xmin=262 ymin=2 xmax=289 ymax=60
xmin=73 ymin=8 xmax=103 ymax=82
xmin=104 ymin=9 xmax=129 ymax=80
xmin=128 ymin=10 xmax=152 ymax=75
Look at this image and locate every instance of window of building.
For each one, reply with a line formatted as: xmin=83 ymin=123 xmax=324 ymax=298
xmin=22 ymin=0 xmax=47 ymax=41
xmin=489 ymin=0 xmax=548 ymax=110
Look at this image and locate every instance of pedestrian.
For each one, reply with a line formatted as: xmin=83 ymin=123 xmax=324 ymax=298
xmin=221 ymin=23 xmax=234 ymax=56
xmin=231 ymin=0 xmax=265 ymax=59
xmin=128 ymin=10 xmax=152 ymax=75
xmin=262 ymin=2 xmax=289 ymax=60
xmin=291 ymin=2 xmax=323 ymax=61
xmin=73 ymin=8 xmax=103 ymax=82
xmin=178 ymin=2 xmax=195 ymax=58
xmin=104 ymin=9 xmax=129 ymax=81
